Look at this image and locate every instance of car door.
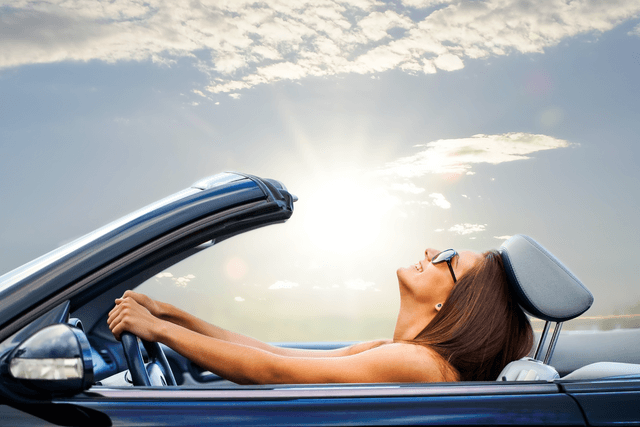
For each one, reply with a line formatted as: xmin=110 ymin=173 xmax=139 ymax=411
xmin=36 ymin=381 xmax=585 ymax=426
xmin=560 ymin=378 xmax=640 ymax=426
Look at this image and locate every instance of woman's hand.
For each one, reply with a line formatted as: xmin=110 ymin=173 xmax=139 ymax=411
xmin=120 ymin=290 xmax=165 ymax=318
xmin=107 ymin=295 xmax=165 ymax=342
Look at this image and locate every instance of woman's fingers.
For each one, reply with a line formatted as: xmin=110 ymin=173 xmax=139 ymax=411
xmin=109 ymin=316 xmax=122 ymax=340
xmin=107 ymin=297 xmax=131 ymax=340
xmin=122 ymin=290 xmax=143 ymax=305
xmin=122 ymin=290 xmax=160 ymax=317
xmin=107 ymin=305 xmax=123 ymax=327
xmin=107 ymin=307 xmax=119 ymax=327
xmin=110 ymin=318 xmax=129 ymax=341
xmin=107 ymin=297 xmax=125 ymax=319
xmin=107 ymin=298 xmax=125 ymax=323
xmin=107 ymin=295 xmax=161 ymax=342
xmin=107 ymin=302 xmax=129 ymax=340
xmin=110 ymin=312 xmax=133 ymax=341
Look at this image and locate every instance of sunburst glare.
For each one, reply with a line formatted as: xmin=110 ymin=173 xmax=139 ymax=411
xmin=302 ymin=177 xmax=400 ymax=255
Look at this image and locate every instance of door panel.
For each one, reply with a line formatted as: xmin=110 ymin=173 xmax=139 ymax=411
xmin=562 ymin=379 xmax=640 ymax=426
xmin=68 ymin=385 xmax=586 ymax=426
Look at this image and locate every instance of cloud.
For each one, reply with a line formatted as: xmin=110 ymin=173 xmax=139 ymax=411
xmin=388 ymin=182 xmax=425 ymax=194
xmin=434 ymin=53 xmax=464 ymax=71
xmin=429 ymin=193 xmax=451 ymax=209
xmin=449 ymin=223 xmax=486 ymax=235
xmin=268 ymin=280 xmax=300 ymax=290
xmin=358 ymin=11 xmax=414 ymax=42
xmin=402 ymin=0 xmax=452 ymax=8
xmin=494 ymin=235 xmax=512 ymax=240
xmin=155 ymin=272 xmax=195 ymax=287
xmin=156 ymin=272 xmax=173 ymax=278
xmin=630 ymin=23 xmax=640 ymax=36
xmin=234 ymin=296 xmax=245 ymax=302
xmin=345 ymin=278 xmax=375 ymax=291
xmin=400 ymin=191 xmax=450 ymax=208
xmin=380 ymin=132 xmax=573 ymax=177
xmin=2 ymin=0 xmax=639 ymax=94
xmin=174 ymin=275 xmax=195 ymax=287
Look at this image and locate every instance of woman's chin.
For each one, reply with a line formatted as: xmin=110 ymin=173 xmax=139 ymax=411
xmin=396 ymin=267 xmax=413 ymax=286
xmin=396 ymin=265 xmax=416 ymax=279
xmin=396 ymin=266 xmax=408 ymax=280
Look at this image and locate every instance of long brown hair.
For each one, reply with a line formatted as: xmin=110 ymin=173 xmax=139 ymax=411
xmin=410 ymin=250 xmax=533 ymax=381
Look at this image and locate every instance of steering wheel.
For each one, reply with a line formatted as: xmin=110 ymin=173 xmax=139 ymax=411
xmin=121 ymin=332 xmax=177 ymax=386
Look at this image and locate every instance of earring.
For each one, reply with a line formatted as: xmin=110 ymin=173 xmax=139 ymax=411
xmin=435 ymin=303 xmax=442 ymax=311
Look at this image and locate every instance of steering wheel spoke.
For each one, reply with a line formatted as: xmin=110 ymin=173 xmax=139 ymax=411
xmin=121 ymin=332 xmax=177 ymax=386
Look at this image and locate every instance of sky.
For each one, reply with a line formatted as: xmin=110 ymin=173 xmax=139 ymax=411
xmin=1 ymin=0 xmax=640 ymax=341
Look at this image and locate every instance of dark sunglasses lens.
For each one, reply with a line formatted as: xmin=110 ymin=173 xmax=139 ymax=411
xmin=433 ymin=249 xmax=456 ymax=263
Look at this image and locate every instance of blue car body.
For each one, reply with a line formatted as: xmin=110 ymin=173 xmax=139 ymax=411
xmin=0 ymin=172 xmax=638 ymax=426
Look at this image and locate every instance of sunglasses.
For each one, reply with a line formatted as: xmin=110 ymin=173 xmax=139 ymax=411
xmin=431 ymin=249 xmax=458 ymax=283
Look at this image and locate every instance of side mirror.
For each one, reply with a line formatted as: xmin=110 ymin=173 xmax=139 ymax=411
xmin=2 ymin=324 xmax=93 ymax=396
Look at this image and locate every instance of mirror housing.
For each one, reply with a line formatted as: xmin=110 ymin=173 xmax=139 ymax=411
xmin=2 ymin=324 xmax=93 ymax=396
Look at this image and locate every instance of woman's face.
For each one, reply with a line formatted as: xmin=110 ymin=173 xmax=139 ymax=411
xmin=397 ymin=248 xmax=483 ymax=306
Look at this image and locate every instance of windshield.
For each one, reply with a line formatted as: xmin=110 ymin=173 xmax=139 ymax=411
xmin=136 ymin=221 xmax=639 ymax=343
xmin=2 ymin=1 xmax=640 ymax=335
xmin=136 ymin=225 xmax=398 ymax=342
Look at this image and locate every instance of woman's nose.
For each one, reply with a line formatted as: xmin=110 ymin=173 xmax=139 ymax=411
xmin=425 ymin=248 xmax=437 ymax=260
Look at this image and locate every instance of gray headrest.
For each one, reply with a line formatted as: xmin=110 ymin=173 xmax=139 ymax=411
xmin=499 ymin=235 xmax=593 ymax=322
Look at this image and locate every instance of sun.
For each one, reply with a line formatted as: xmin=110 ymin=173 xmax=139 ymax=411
xmin=302 ymin=177 xmax=398 ymax=255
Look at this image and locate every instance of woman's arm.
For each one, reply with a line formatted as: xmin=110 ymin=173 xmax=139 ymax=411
xmin=107 ymin=296 xmax=442 ymax=384
xmin=159 ymin=324 xmax=439 ymax=384
xmin=118 ymin=291 xmax=390 ymax=358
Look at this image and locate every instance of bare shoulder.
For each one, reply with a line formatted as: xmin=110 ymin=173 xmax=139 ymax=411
xmin=345 ymin=339 xmax=393 ymax=355
xmin=363 ymin=342 xmax=459 ymax=383
xmin=267 ymin=341 xmax=459 ymax=384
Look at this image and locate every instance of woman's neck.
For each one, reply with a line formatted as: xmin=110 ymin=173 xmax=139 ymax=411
xmin=393 ymin=297 xmax=436 ymax=341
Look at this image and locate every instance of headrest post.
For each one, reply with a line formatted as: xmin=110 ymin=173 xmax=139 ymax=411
xmin=534 ymin=321 xmax=551 ymax=361
xmin=543 ymin=322 xmax=563 ymax=365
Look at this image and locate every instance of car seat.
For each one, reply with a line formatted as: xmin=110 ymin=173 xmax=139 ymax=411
xmin=496 ymin=235 xmax=593 ymax=381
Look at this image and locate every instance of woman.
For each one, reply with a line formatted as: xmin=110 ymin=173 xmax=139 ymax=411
xmin=108 ymin=248 xmax=533 ymax=384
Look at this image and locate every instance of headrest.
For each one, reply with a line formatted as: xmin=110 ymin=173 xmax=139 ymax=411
xmin=499 ymin=235 xmax=593 ymax=322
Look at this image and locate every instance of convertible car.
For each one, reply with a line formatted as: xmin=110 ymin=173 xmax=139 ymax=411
xmin=1 ymin=172 xmax=639 ymax=426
